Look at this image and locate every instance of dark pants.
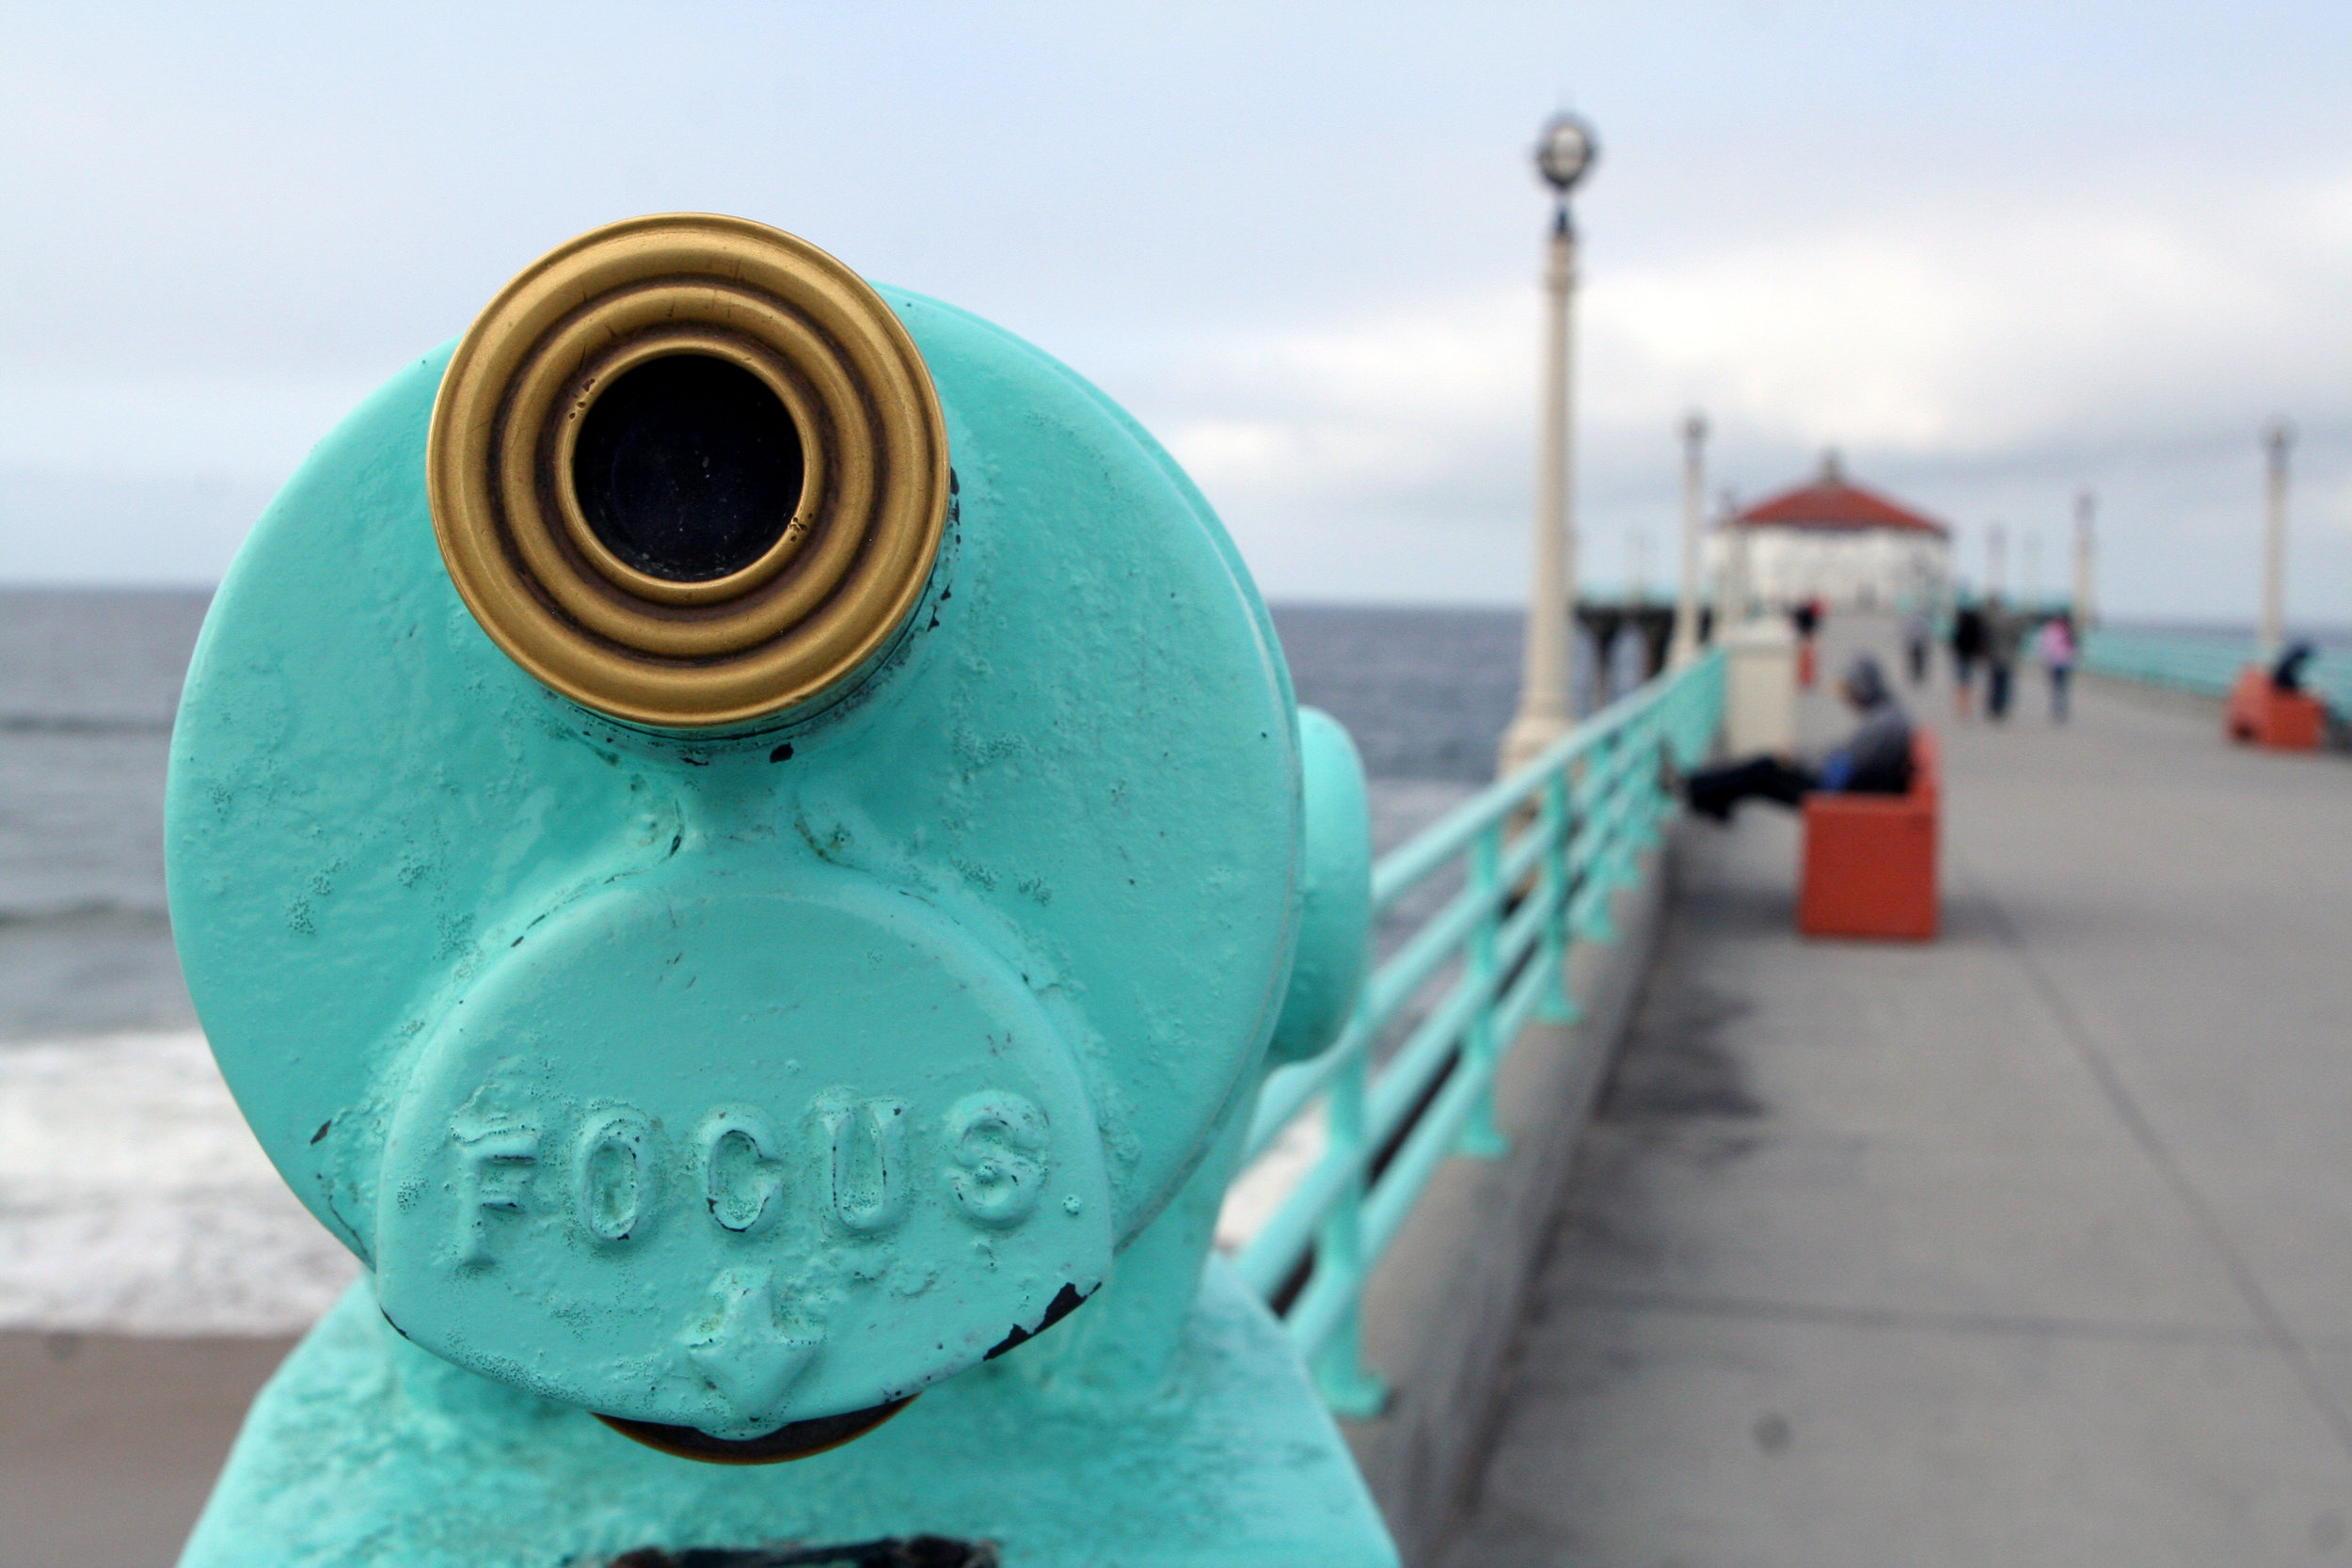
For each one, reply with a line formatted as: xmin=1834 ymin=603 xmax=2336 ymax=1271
xmin=1906 ymin=640 xmax=1929 ymax=685
xmin=1987 ymin=661 xmax=2014 ymax=720
xmin=1685 ymin=755 xmax=1820 ymax=820
xmin=2049 ymin=665 xmax=2071 ymax=721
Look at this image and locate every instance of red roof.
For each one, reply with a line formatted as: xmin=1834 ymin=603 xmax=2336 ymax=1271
xmin=1731 ymin=455 xmax=1949 ymax=539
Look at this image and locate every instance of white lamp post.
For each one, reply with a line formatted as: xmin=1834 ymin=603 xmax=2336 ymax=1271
xmin=1670 ymin=413 xmax=1706 ymax=666
xmin=2072 ymin=490 xmax=2096 ymax=627
xmin=2260 ymin=419 xmax=2294 ymax=663
xmin=1500 ymin=112 xmax=1597 ymax=775
xmin=1715 ymin=487 xmax=1749 ymax=629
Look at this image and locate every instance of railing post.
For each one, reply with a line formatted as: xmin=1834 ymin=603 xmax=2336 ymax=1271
xmin=1536 ymin=768 xmax=1581 ymax=1023
xmin=1577 ymin=732 xmax=1620 ymax=943
xmin=1455 ymin=822 xmax=1512 ymax=1159
xmin=1613 ymin=721 xmax=1654 ymax=879
xmin=1311 ymin=1052 xmax=1391 ymax=1417
xmin=1629 ymin=715 xmax=1666 ymax=851
xmin=1244 ymin=657 xmax=1734 ymax=1428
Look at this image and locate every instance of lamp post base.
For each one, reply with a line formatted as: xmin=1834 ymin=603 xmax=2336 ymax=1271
xmin=1720 ymin=617 xmax=1798 ymax=757
xmin=1498 ymin=711 xmax=1573 ymax=778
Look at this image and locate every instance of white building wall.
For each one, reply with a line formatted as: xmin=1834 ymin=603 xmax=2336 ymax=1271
xmin=1703 ymin=527 xmax=1950 ymax=612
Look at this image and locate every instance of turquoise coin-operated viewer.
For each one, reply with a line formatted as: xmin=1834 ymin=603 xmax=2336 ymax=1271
xmin=166 ymin=214 xmax=1395 ymax=1567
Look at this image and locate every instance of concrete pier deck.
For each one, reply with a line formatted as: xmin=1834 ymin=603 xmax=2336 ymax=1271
xmin=1447 ymin=621 xmax=2352 ymax=1566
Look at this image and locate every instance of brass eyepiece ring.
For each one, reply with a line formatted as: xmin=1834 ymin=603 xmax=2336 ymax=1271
xmin=429 ymin=214 xmax=948 ymax=730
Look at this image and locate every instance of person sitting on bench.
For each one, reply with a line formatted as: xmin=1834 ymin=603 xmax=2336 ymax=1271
xmin=2273 ymin=641 xmax=2316 ymax=693
xmin=1686 ymin=654 xmax=1914 ymax=821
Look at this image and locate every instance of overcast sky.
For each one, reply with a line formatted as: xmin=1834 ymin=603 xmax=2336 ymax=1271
xmin=5 ymin=1 xmax=2351 ymax=624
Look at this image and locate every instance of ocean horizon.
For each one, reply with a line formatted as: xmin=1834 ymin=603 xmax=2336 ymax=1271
xmin=0 ymin=584 xmax=2332 ymax=1043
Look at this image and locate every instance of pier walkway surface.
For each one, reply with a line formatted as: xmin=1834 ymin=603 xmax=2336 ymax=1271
xmin=1446 ymin=617 xmax=2352 ymax=1567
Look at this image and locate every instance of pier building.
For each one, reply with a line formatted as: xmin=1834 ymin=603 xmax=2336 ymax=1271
xmin=1708 ymin=452 xmax=1954 ymax=611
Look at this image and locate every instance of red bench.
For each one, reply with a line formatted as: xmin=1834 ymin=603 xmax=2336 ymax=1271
xmin=1798 ymin=730 xmax=1939 ymax=941
xmin=2226 ymin=667 xmax=2326 ymax=752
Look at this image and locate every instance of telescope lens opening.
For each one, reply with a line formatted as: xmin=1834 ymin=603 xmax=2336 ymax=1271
xmin=573 ymin=354 xmax=805 ymax=583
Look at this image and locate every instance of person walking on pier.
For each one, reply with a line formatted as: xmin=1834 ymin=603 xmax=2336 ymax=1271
xmin=1685 ymin=655 xmax=1914 ymax=819
xmin=1903 ymin=607 xmax=1932 ymax=687
xmin=1949 ymin=599 xmax=1986 ymax=718
xmin=1983 ymin=595 xmax=2025 ymax=722
xmin=2038 ymin=611 xmax=2076 ymax=722
xmin=1791 ymin=597 xmax=1822 ymax=689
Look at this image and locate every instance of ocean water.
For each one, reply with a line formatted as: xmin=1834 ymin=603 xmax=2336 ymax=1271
xmin=0 ymin=590 xmax=1576 ymax=1041
xmin=0 ymin=590 xmax=212 ymax=1040
xmin=1270 ymin=603 xmax=1523 ymax=783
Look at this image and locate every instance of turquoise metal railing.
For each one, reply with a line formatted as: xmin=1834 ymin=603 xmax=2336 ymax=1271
xmin=1235 ymin=649 xmax=1724 ymax=1413
xmin=2083 ymin=628 xmax=2352 ymax=717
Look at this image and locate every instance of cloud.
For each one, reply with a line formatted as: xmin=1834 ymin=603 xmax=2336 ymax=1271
xmin=1112 ymin=163 xmax=2352 ymax=614
xmin=6 ymin=2 xmax=2352 ymax=621
xmin=0 ymin=370 xmax=380 ymax=483
xmin=1147 ymin=293 xmax=1531 ymax=502
xmin=1586 ymin=179 xmax=2352 ymax=455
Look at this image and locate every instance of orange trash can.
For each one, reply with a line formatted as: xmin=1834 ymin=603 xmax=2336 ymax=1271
xmin=2225 ymin=667 xmax=2326 ymax=751
xmin=1798 ymin=731 xmax=1939 ymax=941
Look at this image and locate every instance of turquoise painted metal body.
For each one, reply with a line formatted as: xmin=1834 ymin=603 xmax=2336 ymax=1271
xmin=167 ymin=265 xmax=1393 ymax=1563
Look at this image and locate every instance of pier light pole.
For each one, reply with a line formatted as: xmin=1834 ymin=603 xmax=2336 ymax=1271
xmin=1715 ymin=487 xmax=1749 ymax=628
xmin=2261 ymin=419 xmax=2294 ymax=663
xmin=1670 ymin=412 xmax=1707 ymax=666
xmin=1500 ymin=111 xmax=1597 ymax=775
xmin=2072 ymin=490 xmax=2096 ymax=627
xmin=1987 ymin=522 xmax=2007 ymax=599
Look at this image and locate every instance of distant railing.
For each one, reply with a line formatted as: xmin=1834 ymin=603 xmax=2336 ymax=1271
xmin=2083 ymin=628 xmax=2351 ymax=717
xmin=1233 ymin=650 xmax=1725 ymax=1414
